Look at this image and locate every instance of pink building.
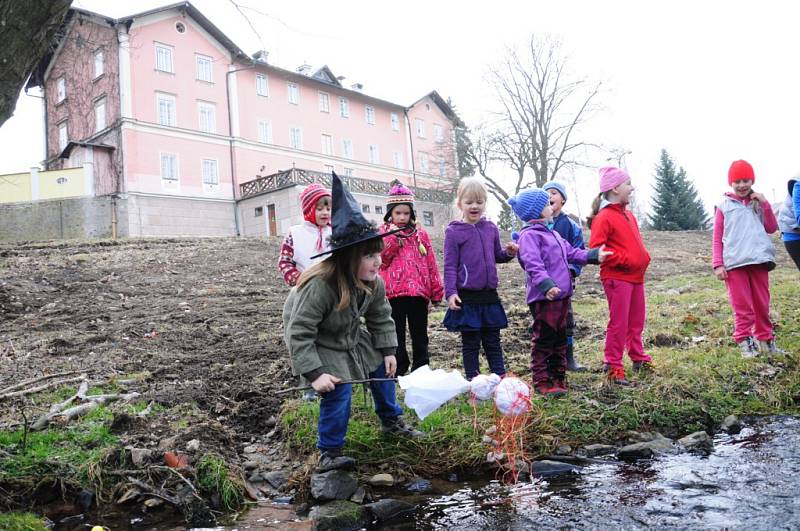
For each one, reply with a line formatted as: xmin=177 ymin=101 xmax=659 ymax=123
xmin=28 ymin=2 xmax=460 ymax=238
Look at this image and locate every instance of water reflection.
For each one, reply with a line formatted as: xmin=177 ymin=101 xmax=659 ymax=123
xmin=382 ymin=416 xmax=800 ymax=530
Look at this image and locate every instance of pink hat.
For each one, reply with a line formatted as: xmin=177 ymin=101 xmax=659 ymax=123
xmin=599 ymin=166 xmax=631 ymax=193
xmin=299 ymin=183 xmax=331 ymax=223
xmin=728 ymin=160 xmax=755 ymax=185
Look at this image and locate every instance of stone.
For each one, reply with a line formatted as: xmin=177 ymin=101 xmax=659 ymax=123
xmin=143 ymin=497 xmax=164 ymax=508
xmin=369 ymin=473 xmax=394 ymax=487
xmin=678 ymin=431 xmax=713 ymax=454
xmin=349 ymin=486 xmax=366 ymax=504
xmin=265 ymin=470 xmax=290 ymax=490
xmin=243 ymin=444 xmax=259 ymax=454
xmin=530 ymin=460 xmax=581 ymax=479
xmin=310 ymin=470 xmax=358 ymax=501
xmin=247 ymin=471 xmax=265 ymax=483
xmin=309 ymin=500 xmax=369 ymax=531
xmin=721 ymin=414 xmax=742 ymax=434
xmin=366 ymin=498 xmax=416 ymax=521
xmin=243 ymin=460 xmax=259 ymax=471
xmin=617 ymin=435 xmax=677 ymax=461
xmin=583 ymin=444 xmax=617 ymax=457
xmin=265 ymin=416 xmax=277 ymax=428
xmin=555 ymin=444 xmax=572 ymax=455
xmin=185 ymin=439 xmax=200 ymax=452
xmin=157 ymin=436 xmax=178 ymax=451
xmin=405 ymin=478 xmax=432 ymax=493
xmin=129 ymin=447 xmax=153 ymax=466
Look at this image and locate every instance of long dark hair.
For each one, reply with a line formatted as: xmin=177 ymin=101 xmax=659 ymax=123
xmin=297 ymin=238 xmax=384 ymax=311
xmin=586 ymin=192 xmax=611 ymax=229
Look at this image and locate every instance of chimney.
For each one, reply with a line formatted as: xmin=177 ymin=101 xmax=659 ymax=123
xmin=350 ymin=82 xmax=363 ymax=92
xmin=252 ymin=50 xmax=269 ymax=64
xmin=297 ymin=63 xmax=313 ymax=76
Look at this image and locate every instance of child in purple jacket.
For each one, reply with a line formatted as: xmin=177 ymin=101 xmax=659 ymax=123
xmin=508 ymin=188 xmax=610 ymax=397
xmin=443 ymin=177 xmax=518 ymax=380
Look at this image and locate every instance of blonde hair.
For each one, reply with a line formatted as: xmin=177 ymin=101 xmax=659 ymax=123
xmin=586 ymin=191 xmax=611 ymax=229
xmin=297 ymin=238 xmax=384 ymax=311
xmin=455 ymin=177 xmax=488 ymax=211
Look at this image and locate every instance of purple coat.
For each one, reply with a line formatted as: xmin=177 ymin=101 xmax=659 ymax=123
xmin=517 ymin=222 xmax=596 ymax=304
xmin=443 ymin=218 xmax=513 ymax=299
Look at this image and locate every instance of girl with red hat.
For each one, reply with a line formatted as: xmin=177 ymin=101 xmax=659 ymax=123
xmin=278 ymin=183 xmax=332 ymax=286
xmin=712 ymin=160 xmax=781 ymax=357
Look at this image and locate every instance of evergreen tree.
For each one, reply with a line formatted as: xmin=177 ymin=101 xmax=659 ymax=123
xmin=648 ymin=150 xmax=708 ymax=230
xmin=496 ymin=204 xmax=514 ymax=232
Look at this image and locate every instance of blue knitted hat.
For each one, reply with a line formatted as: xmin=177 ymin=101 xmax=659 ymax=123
xmin=543 ymin=181 xmax=568 ymax=202
xmin=507 ymin=188 xmax=550 ymax=222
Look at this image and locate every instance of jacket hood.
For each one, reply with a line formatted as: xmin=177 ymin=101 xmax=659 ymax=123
xmin=447 ymin=218 xmax=489 ymax=231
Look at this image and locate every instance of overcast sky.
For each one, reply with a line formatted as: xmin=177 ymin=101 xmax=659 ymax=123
xmin=2 ymin=0 xmax=798 ymax=220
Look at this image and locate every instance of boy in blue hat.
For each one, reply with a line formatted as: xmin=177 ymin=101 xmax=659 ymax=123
xmin=543 ymin=181 xmax=588 ymax=372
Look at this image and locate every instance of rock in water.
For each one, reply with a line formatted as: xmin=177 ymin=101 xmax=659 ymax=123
xmin=310 ymin=470 xmax=358 ymax=501
xmin=721 ymin=414 xmax=742 ymax=434
xmin=366 ymin=499 xmax=415 ymax=521
xmin=369 ymin=473 xmax=394 ymax=487
xmin=309 ymin=500 xmax=369 ymax=530
xmin=617 ymin=435 xmax=677 ymax=461
xmin=678 ymin=431 xmax=713 ymax=454
xmin=582 ymin=444 xmax=617 ymax=457
xmin=530 ymin=460 xmax=581 ymax=478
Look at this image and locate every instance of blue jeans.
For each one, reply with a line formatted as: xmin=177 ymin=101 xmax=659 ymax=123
xmin=317 ymin=361 xmax=403 ymax=451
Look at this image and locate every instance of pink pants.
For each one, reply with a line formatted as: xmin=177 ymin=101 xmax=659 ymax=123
xmin=602 ymin=278 xmax=650 ymax=368
xmin=724 ymin=264 xmax=773 ymax=343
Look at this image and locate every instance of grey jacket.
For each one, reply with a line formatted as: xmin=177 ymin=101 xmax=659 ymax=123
xmin=717 ymin=196 xmax=776 ymax=270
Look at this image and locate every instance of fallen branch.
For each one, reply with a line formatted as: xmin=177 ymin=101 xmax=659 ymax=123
xmin=48 ymin=380 xmax=89 ymax=413
xmin=126 ymin=476 xmax=181 ymax=506
xmin=0 ymin=370 xmax=87 ymax=395
xmin=0 ymin=375 xmax=86 ymax=400
xmin=31 ymin=391 xmax=140 ymax=430
xmin=275 ymin=377 xmax=398 ymax=396
xmin=150 ymin=465 xmax=204 ymax=502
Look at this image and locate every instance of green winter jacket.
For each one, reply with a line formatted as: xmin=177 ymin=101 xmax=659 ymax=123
xmin=282 ymin=275 xmax=398 ymax=382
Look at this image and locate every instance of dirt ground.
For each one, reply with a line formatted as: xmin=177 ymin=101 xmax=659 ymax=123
xmin=0 ymin=230 xmax=793 ymax=519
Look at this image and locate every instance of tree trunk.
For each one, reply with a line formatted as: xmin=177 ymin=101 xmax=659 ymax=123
xmin=0 ymin=0 xmax=72 ymax=126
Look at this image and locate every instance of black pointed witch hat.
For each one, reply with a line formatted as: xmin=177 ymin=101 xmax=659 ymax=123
xmin=310 ymin=171 xmax=403 ymax=259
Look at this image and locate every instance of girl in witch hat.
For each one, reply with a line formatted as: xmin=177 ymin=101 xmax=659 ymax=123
xmin=379 ymin=181 xmax=444 ymax=376
xmin=283 ymin=172 xmax=424 ymax=472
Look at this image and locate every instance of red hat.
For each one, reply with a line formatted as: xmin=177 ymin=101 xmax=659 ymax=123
xmin=300 ymin=184 xmax=331 ymax=224
xmin=728 ymin=160 xmax=755 ymax=185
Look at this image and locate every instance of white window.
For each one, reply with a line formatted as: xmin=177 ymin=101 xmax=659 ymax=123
xmin=56 ymin=78 xmax=66 ymax=103
xmin=366 ymin=105 xmax=375 ymax=125
xmin=256 ymin=73 xmax=268 ymax=96
xmin=438 ymin=158 xmax=446 ymax=177
xmin=198 ymin=102 xmax=216 ymax=133
xmin=393 ymin=151 xmax=402 ymax=169
xmin=160 ymin=153 xmax=178 ymax=181
xmin=416 ymin=118 xmax=425 ymax=138
xmin=343 ymin=167 xmax=354 ymax=177
xmin=368 ymin=144 xmax=379 ymax=164
xmin=319 ymin=92 xmax=330 ymax=113
xmin=94 ymin=50 xmax=104 ymax=78
xmin=155 ymin=43 xmax=174 ymax=73
xmin=288 ymin=82 xmax=299 ymax=104
xmin=196 ymin=54 xmax=213 ymax=82
xmin=339 ymin=97 xmax=349 ymax=117
xmin=420 ymin=152 xmax=429 ymax=173
xmin=321 ymin=134 xmax=333 ymax=155
xmin=156 ymin=93 xmax=177 ymax=126
xmin=58 ymin=122 xmax=68 ymax=151
xmin=94 ymin=98 xmax=106 ymax=132
xmin=258 ymin=120 xmax=272 ymax=143
xmin=202 ymin=159 xmax=219 ymax=185
xmin=290 ymin=127 xmax=303 ymax=149
xmin=434 ymin=124 xmax=444 ymax=142
xmin=390 ymin=112 xmax=399 ymax=131
xmin=324 ymin=164 xmax=334 ymax=174
xmin=423 ymin=211 xmax=434 ymax=227
xmin=342 ymin=139 xmax=353 ymax=159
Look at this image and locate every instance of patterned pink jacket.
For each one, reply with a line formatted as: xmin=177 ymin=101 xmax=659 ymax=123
xmin=379 ymin=223 xmax=444 ymax=302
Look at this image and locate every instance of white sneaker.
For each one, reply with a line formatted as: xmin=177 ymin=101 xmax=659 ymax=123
xmin=738 ymin=337 xmax=758 ymax=358
xmin=759 ymin=339 xmax=786 ymax=355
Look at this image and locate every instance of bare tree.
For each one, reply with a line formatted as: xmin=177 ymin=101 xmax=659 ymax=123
xmin=470 ymin=35 xmax=602 ymax=211
xmin=0 ymin=0 xmax=71 ymax=127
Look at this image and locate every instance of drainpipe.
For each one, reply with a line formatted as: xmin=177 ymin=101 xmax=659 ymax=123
xmin=226 ymin=60 xmax=257 ymax=237
xmin=403 ymin=108 xmax=417 ymax=189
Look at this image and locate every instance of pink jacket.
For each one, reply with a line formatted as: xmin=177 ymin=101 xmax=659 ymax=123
xmin=379 ymin=223 xmax=444 ymax=302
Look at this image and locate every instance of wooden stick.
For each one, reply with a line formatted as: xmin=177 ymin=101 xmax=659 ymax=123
xmin=0 ymin=376 xmax=86 ymax=400
xmin=0 ymin=370 xmax=87 ymax=395
xmin=275 ymin=377 xmax=398 ymax=395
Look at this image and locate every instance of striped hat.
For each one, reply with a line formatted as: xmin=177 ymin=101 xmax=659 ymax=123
xmin=299 ymin=183 xmax=331 ymax=223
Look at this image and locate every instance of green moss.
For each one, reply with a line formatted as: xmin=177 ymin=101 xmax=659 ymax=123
xmin=0 ymin=512 xmax=48 ymax=531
